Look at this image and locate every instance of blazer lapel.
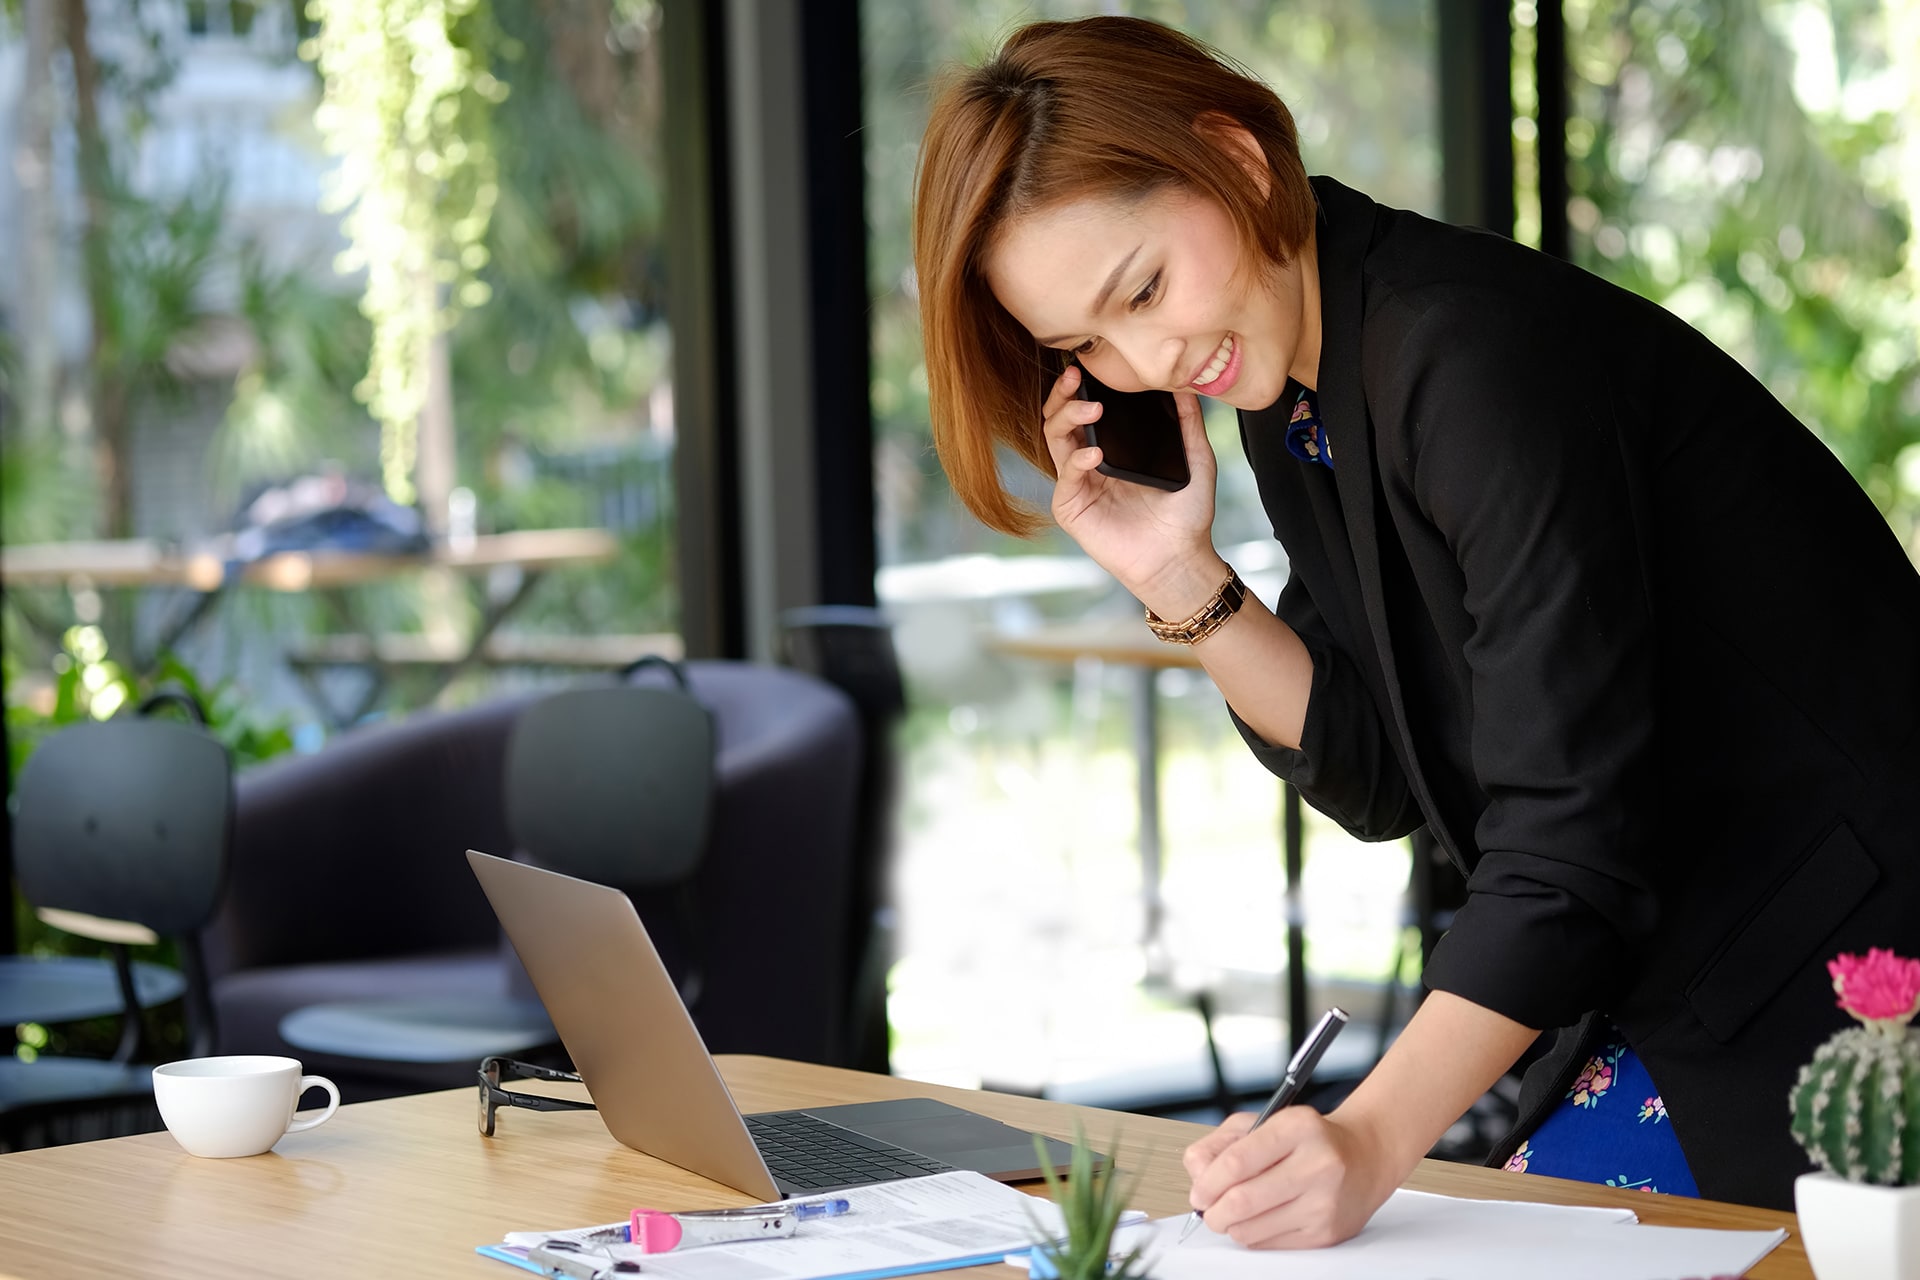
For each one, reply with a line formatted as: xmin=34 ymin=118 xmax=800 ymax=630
xmin=1308 ymin=177 xmax=1467 ymax=862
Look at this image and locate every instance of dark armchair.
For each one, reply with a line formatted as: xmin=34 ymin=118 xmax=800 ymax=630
xmin=204 ymin=661 xmax=863 ymax=1098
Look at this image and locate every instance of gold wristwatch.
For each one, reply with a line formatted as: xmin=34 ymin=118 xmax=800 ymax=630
xmin=1145 ymin=565 xmax=1247 ymax=645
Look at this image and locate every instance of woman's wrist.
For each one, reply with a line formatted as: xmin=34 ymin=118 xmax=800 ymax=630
xmin=1329 ymin=1096 xmax=1431 ymax=1195
xmin=1132 ymin=550 xmax=1232 ymax=623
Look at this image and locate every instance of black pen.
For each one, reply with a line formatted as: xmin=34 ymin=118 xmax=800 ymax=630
xmin=1178 ymin=1006 xmax=1350 ymax=1245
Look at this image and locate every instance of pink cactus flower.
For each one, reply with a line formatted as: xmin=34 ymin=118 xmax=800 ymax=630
xmin=1828 ymin=948 xmax=1920 ymax=1028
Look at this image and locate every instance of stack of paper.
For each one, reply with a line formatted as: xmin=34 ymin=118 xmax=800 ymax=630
xmin=1082 ymin=1189 xmax=1786 ymax=1279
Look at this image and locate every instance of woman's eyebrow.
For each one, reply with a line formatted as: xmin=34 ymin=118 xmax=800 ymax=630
xmin=1033 ymin=244 xmax=1142 ymax=345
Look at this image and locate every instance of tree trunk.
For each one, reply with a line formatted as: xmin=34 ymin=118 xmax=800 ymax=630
xmin=14 ymin=0 xmax=59 ymax=445
xmin=60 ymin=0 xmax=132 ymax=540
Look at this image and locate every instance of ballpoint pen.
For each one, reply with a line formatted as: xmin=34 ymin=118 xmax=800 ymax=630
xmin=1177 ymin=1006 xmax=1350 ymax=1245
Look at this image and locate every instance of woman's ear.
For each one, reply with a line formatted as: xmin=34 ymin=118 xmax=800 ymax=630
xmin=1194 ymin=113 xmax=1272 ymax=200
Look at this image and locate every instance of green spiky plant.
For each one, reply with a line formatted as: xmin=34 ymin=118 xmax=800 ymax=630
xmin=1790 ymin=948 xmax=1920 ymax=1186
xmin=1026 ymin=1124 xmax=1152 ymax=1280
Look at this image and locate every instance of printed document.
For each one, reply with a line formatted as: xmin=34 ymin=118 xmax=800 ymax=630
xmin=480 ymin=1169 xmax=1071 ymax=1280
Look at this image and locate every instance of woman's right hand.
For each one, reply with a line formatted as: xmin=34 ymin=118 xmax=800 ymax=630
xmin=1041 ymin=364 xmax=1224 ymax=614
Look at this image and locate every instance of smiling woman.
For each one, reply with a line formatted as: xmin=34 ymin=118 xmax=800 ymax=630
xmin=911 ymin=17 xmax=1313 ymax=538
xmin=910 ymin=9 xmax=1920 ymax=1253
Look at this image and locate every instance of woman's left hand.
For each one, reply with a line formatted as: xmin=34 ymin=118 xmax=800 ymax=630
xmin=1180 ymin=1106 xmax=1399 ymax=1250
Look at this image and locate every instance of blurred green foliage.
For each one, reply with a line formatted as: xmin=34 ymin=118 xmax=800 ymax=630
xmin=1562 ymin=0 xmax=1919 ymax=538
xmin=213 ymin=0 xmax=678 ymax=639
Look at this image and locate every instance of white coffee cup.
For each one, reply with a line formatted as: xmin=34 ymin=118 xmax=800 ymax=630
xmin=152 ymin=1055 xmax=341 ymax=1158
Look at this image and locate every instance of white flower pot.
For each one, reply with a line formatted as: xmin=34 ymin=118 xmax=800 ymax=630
xmin=1795 ymin=1170 xmax=1920 ymax=1280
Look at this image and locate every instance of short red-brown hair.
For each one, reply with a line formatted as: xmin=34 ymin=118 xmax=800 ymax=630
xmin=912 ymin=16 xmax=1315 ymax=536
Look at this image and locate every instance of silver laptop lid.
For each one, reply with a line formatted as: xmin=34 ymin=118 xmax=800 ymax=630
xmin=466 ymin=849 xmax=781 ymax=1199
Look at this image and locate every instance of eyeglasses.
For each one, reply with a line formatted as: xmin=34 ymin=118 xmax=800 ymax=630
xmin=476 ymin=1056 xmax=597 ymax=1137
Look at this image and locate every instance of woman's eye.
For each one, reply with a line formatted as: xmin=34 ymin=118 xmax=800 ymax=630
xmin=1130 ymin=273 xmax=1161 ymax=310
xmin=1072 ymin=337 xmax=1098 ymax=355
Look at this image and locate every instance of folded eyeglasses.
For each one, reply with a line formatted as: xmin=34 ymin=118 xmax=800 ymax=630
xmin=476 ymin=1055 xmax=597 ymax=1137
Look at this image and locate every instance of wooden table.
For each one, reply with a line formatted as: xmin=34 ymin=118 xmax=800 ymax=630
xmin=1 ymin=529 xmax=632 ymax=723
xmin=0 ymin=1055 xmax=1805 ymax=1279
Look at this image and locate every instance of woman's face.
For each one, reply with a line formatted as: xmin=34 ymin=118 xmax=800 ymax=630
xmin=982 ymin=184 xmax=1316 ymax=411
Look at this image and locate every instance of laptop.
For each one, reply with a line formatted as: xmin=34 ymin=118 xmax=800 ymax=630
xmin=467 ymin=849 xmax=1090 ymax=1198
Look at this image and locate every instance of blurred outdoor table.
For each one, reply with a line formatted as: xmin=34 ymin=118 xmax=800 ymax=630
xmin=0 ymin=528 xmax=654 ymax=724
xmin=0 ymin=527 xmax=618 ymax=593
xmin=989 ymin=617 xmax=1314 ymax=1058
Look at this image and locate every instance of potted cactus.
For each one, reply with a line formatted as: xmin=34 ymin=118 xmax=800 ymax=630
xmin=1790 ymin=947 xmax=1920 ymax=1280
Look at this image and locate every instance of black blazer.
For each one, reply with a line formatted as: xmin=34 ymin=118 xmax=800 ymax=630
xmin=1233 ymin=177 xmax=1920 ymax=1208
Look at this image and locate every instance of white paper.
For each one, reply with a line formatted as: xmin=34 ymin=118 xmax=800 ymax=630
xmin=1081 ymin=1190 xmax=1785 ymax=1280
xmin=499 ymin=1170 xmax=1070 ymax=1280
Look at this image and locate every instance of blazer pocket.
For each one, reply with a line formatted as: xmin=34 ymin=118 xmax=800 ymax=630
xmin=1685 ymin=821 xmax=1880 ymax=1044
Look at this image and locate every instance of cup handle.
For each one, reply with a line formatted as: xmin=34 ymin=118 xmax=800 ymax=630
xmin=286 ymin=1075 xmax=341 ymax=1133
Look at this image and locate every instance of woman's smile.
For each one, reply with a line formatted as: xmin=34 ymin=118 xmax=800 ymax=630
xmin=1188 ymin=333 xmax=1240 ymax=395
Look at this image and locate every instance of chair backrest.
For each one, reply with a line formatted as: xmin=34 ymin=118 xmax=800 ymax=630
xmin=780 ymin=606 xmax=906 ymax=724
xmin=503 ymin=683 xmax=716 ymax=890
xmin=13 ymin=718 xmax=233 ymax=937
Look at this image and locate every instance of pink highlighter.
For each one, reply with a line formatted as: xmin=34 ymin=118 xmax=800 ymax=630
xmin=630 ymin=1206 xmax=798 ymax=1252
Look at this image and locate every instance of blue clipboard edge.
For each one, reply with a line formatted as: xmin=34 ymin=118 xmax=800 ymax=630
xmin=476 ymin=1241 xmax=1035 ymax=1280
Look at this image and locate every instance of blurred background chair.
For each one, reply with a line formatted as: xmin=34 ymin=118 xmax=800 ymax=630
xmin=274 ymin=658 xmax=717 ymax=1073
xmin=205 ymin=659 xmax=862 ymax=1100
xmin=0 ymin=692 xmax=232 ymax=1151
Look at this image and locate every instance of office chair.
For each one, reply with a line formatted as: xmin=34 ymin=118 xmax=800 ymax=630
xmin=503 ymin=655 xmax=716 ymax=1006
xmin=0 ymin=692 xmax=232 ymax=1150
xmin=275 ymin=658 xmax=716 ymax=1075
xmin=780 ymin=606 xmax=906 ymax=1073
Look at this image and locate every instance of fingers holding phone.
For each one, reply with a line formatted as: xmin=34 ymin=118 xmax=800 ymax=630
xmin=1039 ymin=363 xmax=1105 ymax=479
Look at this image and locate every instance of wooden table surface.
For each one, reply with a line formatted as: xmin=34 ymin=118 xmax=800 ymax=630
xmin=0 ymin=1055 xmax=1805 ymax=1279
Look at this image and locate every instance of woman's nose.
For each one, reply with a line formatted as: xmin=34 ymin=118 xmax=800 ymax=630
xmin=1102 ymin=336 xmax=1183 ymax=392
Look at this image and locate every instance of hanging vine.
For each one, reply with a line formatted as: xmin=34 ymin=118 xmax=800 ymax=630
xmin=303 ymin=0 xmax=507 ymax=505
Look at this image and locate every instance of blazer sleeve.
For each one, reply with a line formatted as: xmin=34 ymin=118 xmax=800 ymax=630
xmin=1382 ymin=296 xmax=1663 ymax=1031
xmin=1229 ymin=572 xmax=1425 ymax=843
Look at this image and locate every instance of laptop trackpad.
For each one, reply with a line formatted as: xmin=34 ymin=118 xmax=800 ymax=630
xmin=801 ymin=1097 xmax=1093 ymax=1182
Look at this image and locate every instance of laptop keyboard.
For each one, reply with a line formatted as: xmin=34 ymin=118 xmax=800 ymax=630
xmin=745 ymin=1110 xmax=956 ymax=1190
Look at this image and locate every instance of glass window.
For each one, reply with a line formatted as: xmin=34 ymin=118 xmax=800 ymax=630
xmin=2 ymin=0 xmax=679 ymax=748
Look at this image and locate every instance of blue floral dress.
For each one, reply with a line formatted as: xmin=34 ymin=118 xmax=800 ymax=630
xmin=1502 ymin=1030 xmax=1699 ymax=1196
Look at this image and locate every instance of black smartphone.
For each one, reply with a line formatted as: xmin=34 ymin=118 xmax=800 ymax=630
xmin=1075 ymin=366 xmax=1191 ymax=492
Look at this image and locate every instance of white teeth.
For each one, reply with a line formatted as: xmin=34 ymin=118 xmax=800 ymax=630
xmin=1194 ymin=334 xmax=1234 ymax=386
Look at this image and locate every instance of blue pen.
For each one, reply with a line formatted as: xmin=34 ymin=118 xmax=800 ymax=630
xmin=788 ymin=1197 xmax=852 ymax=1221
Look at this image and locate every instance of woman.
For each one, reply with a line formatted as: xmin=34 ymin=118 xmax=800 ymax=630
xmin=912 ymin=13 xmax=1920 ymax=1246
